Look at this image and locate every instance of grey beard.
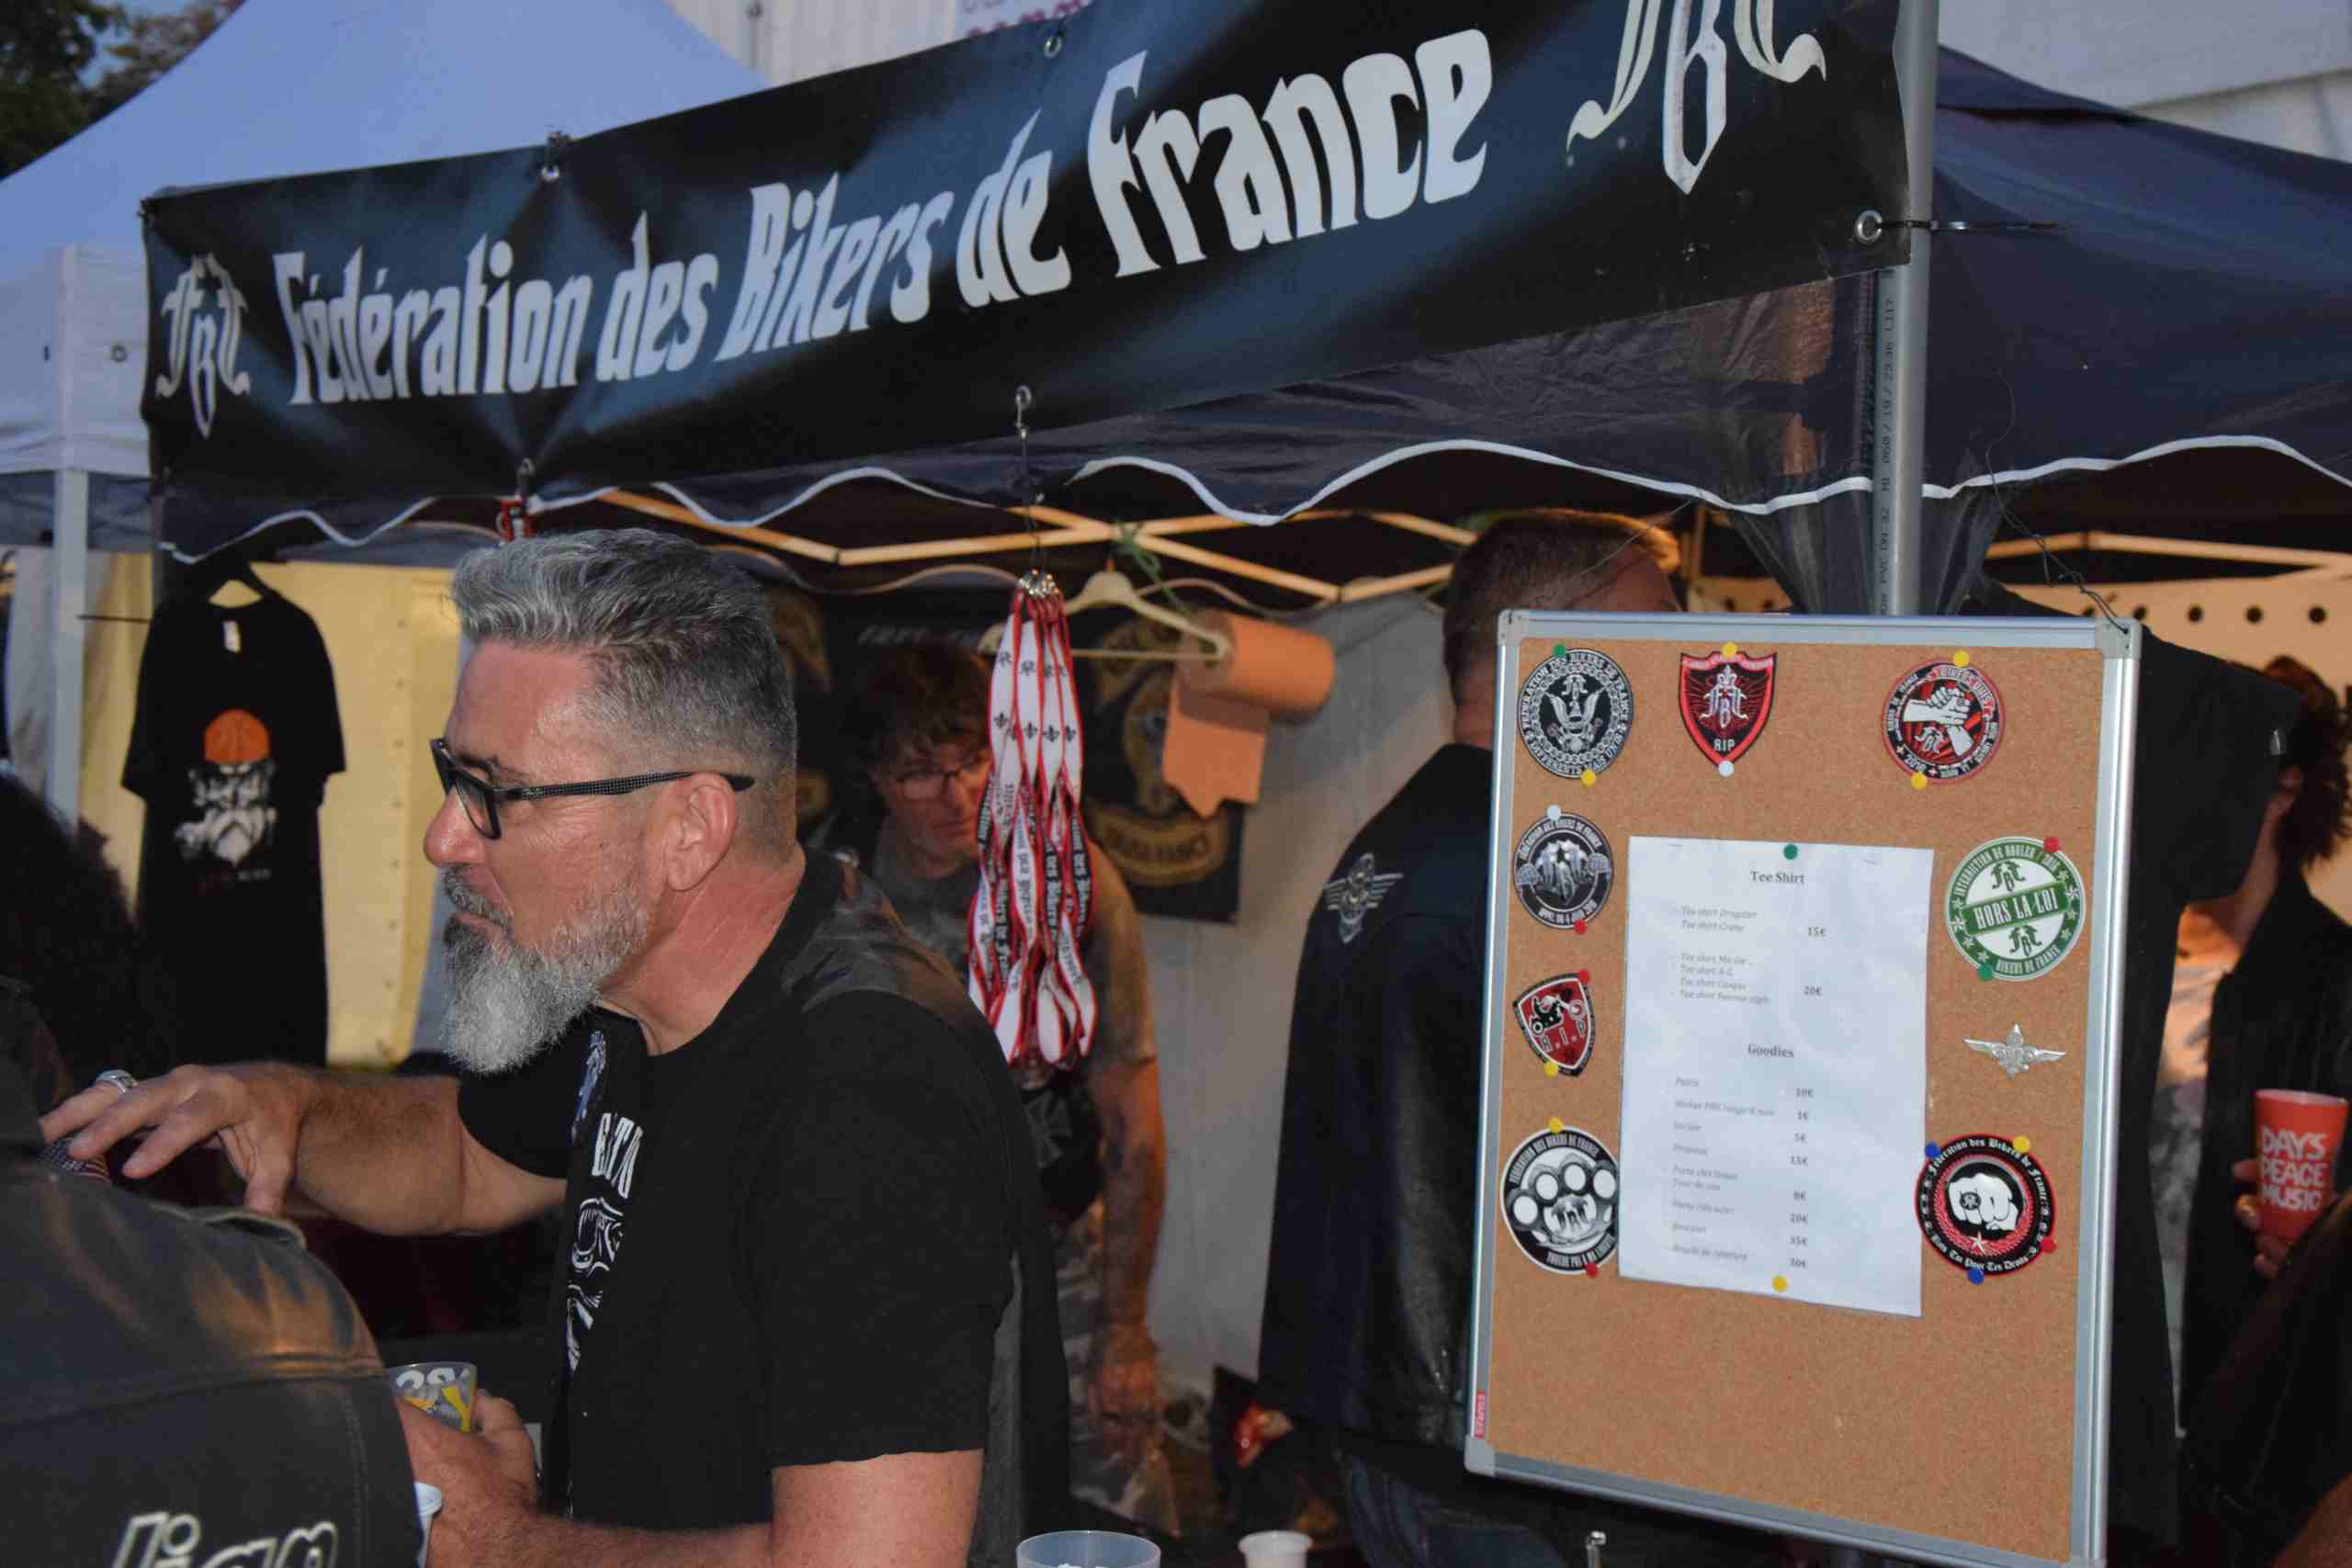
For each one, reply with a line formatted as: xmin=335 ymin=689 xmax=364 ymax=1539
xmin=438 ymin=871 xmax=645 ymax=1075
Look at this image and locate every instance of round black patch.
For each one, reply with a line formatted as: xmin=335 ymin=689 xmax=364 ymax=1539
xmin=1883 ymin=661 xmax=2005 ymax=782
xmin=1512 ymin=809 xmax=1614 ymax=929
xmin=1519 ymin=648 xmax=1634 ymax=777
xmin=1502 ymin=1126 xmax=1620 ymax=1274
xmin=1916 ymin=1134 xmax=2055 ymax=1280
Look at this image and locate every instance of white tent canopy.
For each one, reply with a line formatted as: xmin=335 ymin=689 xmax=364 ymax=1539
xmin=0 ymin=0 xmax=763 ymax=807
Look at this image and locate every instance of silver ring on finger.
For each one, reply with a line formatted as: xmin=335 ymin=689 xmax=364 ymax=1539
xmin=96 ymin=1070 xmax=139 ymax=1097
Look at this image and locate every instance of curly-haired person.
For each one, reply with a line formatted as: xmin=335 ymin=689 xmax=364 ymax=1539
xmin=2154 ymin=655 xmax=2352 ymax=1423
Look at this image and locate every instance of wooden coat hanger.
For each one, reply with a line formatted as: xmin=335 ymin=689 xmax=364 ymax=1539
xmin=978 ymin=569 xmax=1231 ymax=662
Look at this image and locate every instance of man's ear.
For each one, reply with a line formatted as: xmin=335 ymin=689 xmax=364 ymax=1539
xmin=660 ymin=773 xmax=741 ymax=891
xmin=2269 ymin=763 xmax=2307 ymax=825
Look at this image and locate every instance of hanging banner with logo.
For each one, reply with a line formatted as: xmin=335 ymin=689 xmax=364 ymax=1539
xmin=142 ymin=0 xmax=1905 ymax=536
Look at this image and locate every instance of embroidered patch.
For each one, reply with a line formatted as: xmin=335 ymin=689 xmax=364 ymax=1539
xmin=1501 ymin=1126 xmax=1620 ymax=1274
xmin=1321 ymin=852 xmax=1404 ymax=944
xmin=1511 ymin=808 xmax=1614 ymax=930
xmin=1515 ymin=973 xmax=1598 ymax=1075
xmin=1945 ymin=837 xmax=2086 ymax=981
xmin=1917 ymin=1134 xmax=2055 ymax=1282
xmin=1678 ymin=649 xmax=1776 ymax=767
xmin=1519 ymin=648 xmax=1634 ymax=778
xmin=1883 ymin=660 xmax=2005 ymax=782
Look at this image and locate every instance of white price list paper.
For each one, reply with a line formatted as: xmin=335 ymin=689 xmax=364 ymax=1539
xmin=1617 ymin=838 xmax=1931 ymax=1317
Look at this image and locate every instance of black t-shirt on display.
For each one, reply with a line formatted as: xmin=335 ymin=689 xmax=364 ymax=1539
xmin=123 ymin=591 xmax=342 ymax=1066
xmin=459 ymin=853 xmax=1065 ymax=1556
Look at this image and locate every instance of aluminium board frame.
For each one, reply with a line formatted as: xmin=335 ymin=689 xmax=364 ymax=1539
xmin=1466 ymin=612 xmax=2140 ymax=1568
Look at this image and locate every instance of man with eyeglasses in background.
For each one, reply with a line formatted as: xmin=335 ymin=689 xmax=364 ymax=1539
xmin=814 ymin=644 xmax=1178 ymax=1536
xmin=44 ymin=530 xmax=1066 ymax=1568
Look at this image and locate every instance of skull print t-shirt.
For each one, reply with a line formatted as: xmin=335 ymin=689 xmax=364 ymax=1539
xmin=123 ymin=590 xmax=343 ymax=1065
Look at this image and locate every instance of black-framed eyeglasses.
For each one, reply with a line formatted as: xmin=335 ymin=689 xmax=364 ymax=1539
xmin=879 ymin=752 xmax=991 ymax=803
xmin=432 ymin=738 xmax=755 ymax=840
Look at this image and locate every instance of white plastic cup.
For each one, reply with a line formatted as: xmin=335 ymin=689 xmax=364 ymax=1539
xmin=1238 ymin=1529 xmax=1312 ymax=1568
xmin=413 ymin=1483 xmax=442 ymax=1567
xmin=1014 ymin=1529 xmax=1161 ymax=1568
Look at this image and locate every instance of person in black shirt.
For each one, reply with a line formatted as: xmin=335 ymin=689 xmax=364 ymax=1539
xmin=1260 ymin=511 xmax=1766 ymax=1568
xmin=46 ymin=530 xmax=1064 ymax=1568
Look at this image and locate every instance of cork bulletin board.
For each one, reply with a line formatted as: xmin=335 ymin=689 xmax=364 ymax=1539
xmin=1466 ymin=614 xmax=2141 ymax=1568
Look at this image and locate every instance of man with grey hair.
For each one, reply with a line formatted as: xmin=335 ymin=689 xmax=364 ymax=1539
xmin=46 ymin=529 xmax=1066 ymax=1568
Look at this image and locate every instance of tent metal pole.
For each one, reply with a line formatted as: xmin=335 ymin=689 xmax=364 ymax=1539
xmin=46 ymin=468 xmax=90 ymax=818
xmin=1871 ymin=0 xmax=1939 ymax=615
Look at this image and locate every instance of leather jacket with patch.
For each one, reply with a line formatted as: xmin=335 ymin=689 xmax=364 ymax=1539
xmin=1260 ymin=745 xmax=1493 ymax=1447
xmin=2181 ymin=873 xmax=2352 ymax=1416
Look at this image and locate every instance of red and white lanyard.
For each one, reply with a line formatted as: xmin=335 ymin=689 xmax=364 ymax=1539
xmin=968 ymin=575 xmax=1097 ymax=1068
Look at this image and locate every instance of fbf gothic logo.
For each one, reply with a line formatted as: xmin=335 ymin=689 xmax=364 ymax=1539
xmin=1519 ymin=648 xmax=1634 ymax=778
xmin=1501 ymin=1126 xmax=1619 ymax=1274
xmin=154 ymin=254 xmax=254 ymax=439
xmin=1512 ymin=808 xmax=1614 ymax=930
xmin=1916 ymin=1134 xmax=2055 ymax=1282
xmin=1678 ymin=649 xmax=1775 ymax=768
xmin=1515 ymin=973 xmax=1598 ymax=1075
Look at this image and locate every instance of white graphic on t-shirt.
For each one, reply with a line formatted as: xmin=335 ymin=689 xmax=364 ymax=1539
xmin=1321 ymin=853 xmax=1403 ymax=945
xmin=107 ymin=1510 xmax=337 ymax=1568
xmin=571 ymin=1030 xmax=608 ymax=1145
xmin=566 ymin=1111 xmax=643 ymax=1372
xmin=176 ymin=759 xmax=277 ymax=867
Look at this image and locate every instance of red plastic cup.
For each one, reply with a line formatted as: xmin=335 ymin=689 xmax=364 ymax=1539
xmin=2255 ymin=1089 xmax=2349 ymax=1242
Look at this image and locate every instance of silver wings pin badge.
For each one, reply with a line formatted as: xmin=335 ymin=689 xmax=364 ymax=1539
xmin=1323 ymin=853 xmax=1404 ymax=944
xmin=1964 ymin=1023 xmax=2068 ymax=1079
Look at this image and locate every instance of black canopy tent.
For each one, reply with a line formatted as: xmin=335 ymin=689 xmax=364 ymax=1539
xmin=130 ymin=2 xmax=2335 ymax=1551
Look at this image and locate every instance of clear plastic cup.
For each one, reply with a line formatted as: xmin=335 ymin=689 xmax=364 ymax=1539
xmin=390 ymin=1360 xmax=478 ymax=1432
xmin=1015 ymin=1529 xmax=1161 ymax=1568
xmin=1240 ymin=1529 xmax=1313 ymax=1567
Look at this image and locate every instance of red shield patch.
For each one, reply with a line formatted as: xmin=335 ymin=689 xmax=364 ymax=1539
xmin=1514 ymin=974 xmax=1596 ymax=1074
xmin=1679 ymin=651 xmax=1776 ymax=765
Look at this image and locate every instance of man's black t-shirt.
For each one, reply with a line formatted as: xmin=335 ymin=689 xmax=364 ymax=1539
xmin=459 ymin=853 xmax=1064 ymax=1554
xmin=123 ymin=592 xmax=342 ymax=1066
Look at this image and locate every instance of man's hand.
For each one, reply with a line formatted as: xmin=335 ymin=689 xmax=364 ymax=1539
xmin=39 ymin=1063 xmax=310 ymax=1211
xmin=1090 ymin=1321 xmax=1161 ymax=1461
xmin=401 ymin=1392 xmax=540 ymax=1563
xmin=2232 ymin=1156 xmax=2333 ymax=1280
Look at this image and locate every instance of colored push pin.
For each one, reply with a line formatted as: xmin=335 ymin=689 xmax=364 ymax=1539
xmin=2041 ymin=1237 xmax=2059 ymax=1255
xmin=1581 ymin=769 xmax=1597 ymax=788
xmin=2014 ymin=1135 xmax=2032 ymax=1155
xmin=2042 ymin=836 xmax=2062 ymax=852
xmin=1719 ymin=761 xmax=1735 ymax=778
xmin=1583 ymin=1262 xmax=1600 ymax=1278
xmin=1722 ymin=642 xmax=1739 ymax=658
xmin=1544 ymin=1062 xmax=1561 ymax=1077
xmin=1967 ymin=1266 xmax=1985 ymax=1284
xmin=1977 ymin=961 xmax=1997 ymax=981
xmin=1954 ymin=649 xmax=1972 ymax=668
xmin=1925 ymin=1142 xmax=1941 ymax=1160
xmin=1911 ymin=773 xmax=1929 ymax=791
xmin=1554 ymin=643 xmax=1570 ymax=657
xmin=1782 ymin=843 xmax=1799 ymax=861
xmin=1547 ymin=804 xmax=1563 ymax=822
xmin=1572 ymin=919 xmax=1589 ymax=935
xmin=1772 ymin=1275 xmax=1789 ymax=1293
xmin=1548 ymin=1117 xmax=1566 ymax=1134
